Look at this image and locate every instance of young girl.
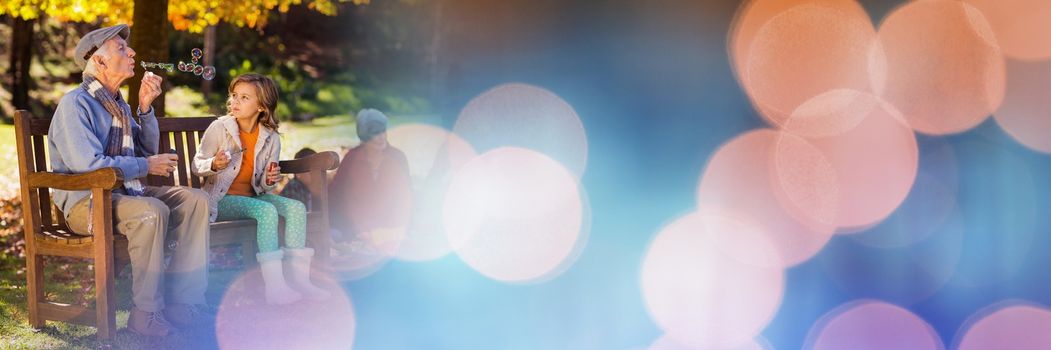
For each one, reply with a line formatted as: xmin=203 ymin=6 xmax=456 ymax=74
xmin=193 ymin=73 xmax=328 ymax=305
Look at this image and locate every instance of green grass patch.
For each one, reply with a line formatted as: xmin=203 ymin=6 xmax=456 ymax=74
xmin=0 ymin=252 xmax=245 ymax=349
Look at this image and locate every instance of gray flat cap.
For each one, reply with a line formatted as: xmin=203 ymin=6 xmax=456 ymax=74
xmin=356 ymin=108 xmax=389 ymax=142
xmin=74 ymin=24 xmax=130 ymax=69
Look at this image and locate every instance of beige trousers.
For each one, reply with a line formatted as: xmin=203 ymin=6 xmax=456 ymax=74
xmin=67 ymin=186 xmax=210 ymax=312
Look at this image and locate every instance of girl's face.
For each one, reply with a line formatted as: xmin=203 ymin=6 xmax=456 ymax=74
xmin=228 ymin=82 xmax=263 ymax=122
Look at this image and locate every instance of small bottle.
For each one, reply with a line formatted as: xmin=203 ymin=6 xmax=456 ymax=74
xmin=266 ymin=161 xmax=279 ymax=185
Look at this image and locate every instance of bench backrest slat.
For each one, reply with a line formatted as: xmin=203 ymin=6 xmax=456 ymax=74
xmin=150 ymin=117 xmax=216 ymax=187
xmin=15 ymin=111 xmax=48 ymax=234
xmin=184 ymin=131 xmax=202 ymax=188
xmin=12 ymin=112 xmax=219 ymax=235
xmin=172 ymin=130 xmax=188 ymax=186
xmin=31 ymin=135 xmax=56 ymax=227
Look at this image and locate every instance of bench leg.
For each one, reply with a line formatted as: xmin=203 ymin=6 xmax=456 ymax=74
xmin=307 ymin=226 xmax=331 ymax=273
xmin=94 ymin=256 xmax=116 ymax=340
xmin=26 ymin=253 xmax=45 ymax=328
xmin=242 ymin=240 xmax=258 ymax=268
xmin=239 ymin=240 xmax=262 ymax=296
xmin=92 ymin=188 xmax=117 ymax=341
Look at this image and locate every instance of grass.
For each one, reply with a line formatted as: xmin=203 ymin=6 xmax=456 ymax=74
xmin=279 ymin=115 xmax=358 ymax=160
xmin=0 ymin=116 xmax=329 ymax=348
xmin=0 ymin=113 xmax=445 ymax=349
xmin=279 ymin=113 xmax=442 ymax=160
xmin=0 ymin=251 xmax=251 ymax=349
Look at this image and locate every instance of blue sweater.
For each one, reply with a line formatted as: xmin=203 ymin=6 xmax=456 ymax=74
xmin=48 ymin=87 xmax=158 ymax=217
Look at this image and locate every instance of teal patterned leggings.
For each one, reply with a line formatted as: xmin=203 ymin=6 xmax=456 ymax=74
xmin=217 ymin=194 xmax=306 ymax=253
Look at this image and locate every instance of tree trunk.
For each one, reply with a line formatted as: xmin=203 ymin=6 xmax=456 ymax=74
xmin=428 ymin=0 xmax=447 ymax=125
xmin=202 ymin=24 xmax=217 ymax=114
xmin=129 ymin=0 xmax=169 ymax=117
xmin=9 ymin=16 xmax=35 ymax=117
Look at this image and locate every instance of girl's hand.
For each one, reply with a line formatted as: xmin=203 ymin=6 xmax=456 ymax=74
xmin=265 ymin=162 xmax=282 ymax=185
xmin=212 ymin=150 xmax=231 ymax=171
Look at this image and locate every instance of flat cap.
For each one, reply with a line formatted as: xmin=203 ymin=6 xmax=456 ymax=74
xmin=356 ymin=108 xmax=389 ymax=142
xmin=74 ymin=24 xmax=130 ymax=69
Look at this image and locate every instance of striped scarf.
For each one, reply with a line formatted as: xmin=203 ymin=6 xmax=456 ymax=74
xmin=81 ymin=75 xmax=145 ymax=196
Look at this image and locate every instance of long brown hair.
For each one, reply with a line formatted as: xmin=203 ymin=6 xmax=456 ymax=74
xmin=228 ymin=73 xmax=280 ymax=132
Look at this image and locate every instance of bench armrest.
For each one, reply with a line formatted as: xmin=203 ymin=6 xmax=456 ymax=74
xmin=27 ymin=167 xmax=124 ymax=191
xmin=279 ymin=151 xmax=340 ymax=174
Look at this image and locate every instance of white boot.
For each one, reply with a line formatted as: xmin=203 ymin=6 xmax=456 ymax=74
xmin=257 ymin=250 xmax=302 ymax=305
xmin=284 ymin=248 xmax=331 ymax=301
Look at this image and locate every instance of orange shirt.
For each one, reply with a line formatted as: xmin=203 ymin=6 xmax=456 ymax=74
xmin=227 ymin=126 xmax=259 ymax=196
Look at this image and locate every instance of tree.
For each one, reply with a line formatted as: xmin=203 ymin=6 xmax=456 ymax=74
xmin=1 ymin=0 xmax=368 ymax=33
xmin=128 ymin=0 xmax=167 ymax=117
xmin=9 ymin=16 xmax=33 ymax=114
xmin=168 ymin=0 xmax=369 ymax=34
xmin=0 ymin=0 xmax=369 ymax=118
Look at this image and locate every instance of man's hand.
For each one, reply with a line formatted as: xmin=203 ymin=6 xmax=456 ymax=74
xmin=138 ymin=71 xmax=163 ymax=114
xmin=148 ymin=154 xmax=178 ymax=177
xmin=211 ymin=150 xmax=231 ymax=171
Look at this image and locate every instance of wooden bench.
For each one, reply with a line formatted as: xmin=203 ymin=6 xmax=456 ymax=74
xmin=13 ymin=110 xmax=340 ymax=340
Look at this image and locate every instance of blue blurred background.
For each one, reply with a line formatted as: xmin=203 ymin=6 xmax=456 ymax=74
xmin=343 ymin=0 xmax=1051 ymax=348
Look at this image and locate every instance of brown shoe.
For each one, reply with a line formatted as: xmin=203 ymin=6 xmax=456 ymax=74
xmin=128 ymin=307 xmax=172 ymax=337
xmin=164 ymin=303 xmax=210 ymax=328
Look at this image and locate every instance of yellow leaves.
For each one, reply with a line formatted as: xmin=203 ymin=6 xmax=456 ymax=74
xmin=168 ymin=0 xmax=225 ymax=33
xmin=169 ymin=15 xmax=191 ymax=31
xmin=307 ymin=0 xmax=337 ymax=16
xmin=165 ymin=0 xmax=345 ymax=33
xmin=0 ymin=1 xmax=41 ymax=19
xmin=245 ymin=13 xmax=258 ymax=28
xmin=0 ymin=0 xmax=364 ymax=33
xmin=19 ymin=5 xmax=38 ymax=19
xmin=0 ymin=0 xmax=133 ymax=24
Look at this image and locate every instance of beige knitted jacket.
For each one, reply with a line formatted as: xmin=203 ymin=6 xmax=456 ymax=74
xmin=191 ymin=115 xmax=280 ymax=222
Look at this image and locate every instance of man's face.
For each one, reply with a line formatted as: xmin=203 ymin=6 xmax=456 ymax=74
xmin=365 ymin=132 xmax=389 ymax=152
xmin=96 ymin=37 xmax=136 ymax=81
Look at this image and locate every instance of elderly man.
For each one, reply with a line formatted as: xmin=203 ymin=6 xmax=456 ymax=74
xmin=329 ymin=109 xmax=412 ymax=254
xmin=49 ymin=24 xmax=210 ymax=337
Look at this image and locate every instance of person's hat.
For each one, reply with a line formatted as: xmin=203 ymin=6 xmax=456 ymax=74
xmin=356 ymin=108 xmax=389 ymax=142
xmin=74 ymin=24 xmax=131 ymax=69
